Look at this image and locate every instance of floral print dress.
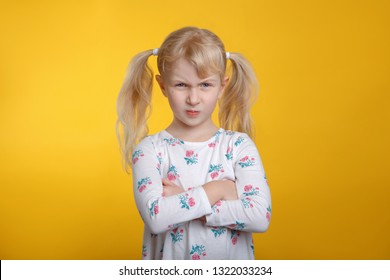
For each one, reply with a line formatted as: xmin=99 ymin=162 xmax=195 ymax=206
xmin=132 ymin=128 xmax=271 ymax=259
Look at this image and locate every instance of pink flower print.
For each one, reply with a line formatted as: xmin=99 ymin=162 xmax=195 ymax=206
xmin=179 ymin=194 xmax=196 ymax=210
xmin=240 ymin=156 xmax=249 ymax=162
xmin=132 ymin=149 xmax=144 ymax=165
xmin=149 ymin=200 xmax=159 ymax=218
xmin=244 ymin=185 xmax=253 ymax=192
xmin=186 ymin=150 xmax=194 ymax=157
xmin=207 ymin=130 xmax=222 ymax=148
xmin=210 ymin=172 xmax=218 ymax=179
xmin=225 ymin=146 xmax=233 ymax=160
xmin=243 ymin=185 xmax=260 ymax=196
xmin=230 ymin=229 xmax=241 ymax=245
xmin=167 ymin=164 xmax=180 ymax=181
xmin=137 ymin=177 xmax=151 ymax=193
xmin=188 ymin=197 xmax=195 ymax=207
xmin=266 ymin=205 xmax=272 ymax=222
xmin=170 ymin=227 xmax=184 ymax=243
xmin=190 ymin=244 xmax=206 ymax=260
xmin=208 ymin=164 xmax=224 ymax=179
xmin=241 ymin=197 xmax=253 ymax=208
xmin=184 ymin=150 xmax=198 ymax=165
xmin=238 ymin=155 xmax=255 ymax=168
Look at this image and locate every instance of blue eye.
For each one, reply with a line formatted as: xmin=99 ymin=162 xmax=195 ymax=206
xmin=175 ymin=83 xmax=186 ymax=87
xmin=201 ymin=83 xmax=212 ymax=88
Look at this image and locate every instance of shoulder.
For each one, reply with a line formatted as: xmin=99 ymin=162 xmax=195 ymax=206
xmin=218 ymin=129 xmax=254 ymax=148
xmin=218 ymin=129 xmax=260 ymax=165
xmin=132 ymin=132 xmax=167 ymax=165
xmin=142 ymin=130 xmax=171 ymax=143
xmin=134 ymin=131 xmax=167 ymax=152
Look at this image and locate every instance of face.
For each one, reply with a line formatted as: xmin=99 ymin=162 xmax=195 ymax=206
xmin=156 ymin=58 xmax=228 ymax=133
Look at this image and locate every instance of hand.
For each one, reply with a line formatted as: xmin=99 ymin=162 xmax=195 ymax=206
xmin=162 ymin=178 xmax=185 ymax=197
xmin=198 ymin=216 xmax=206 ymax=223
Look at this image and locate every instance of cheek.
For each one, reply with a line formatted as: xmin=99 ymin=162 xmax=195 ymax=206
xmin=167 ymin=92 xmax=184 ymax=108
xmin=204 ymin=92 xmax=220 ymax=106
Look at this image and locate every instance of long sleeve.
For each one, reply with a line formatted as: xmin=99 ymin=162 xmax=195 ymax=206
xmin=205 ymin=134 xmax=272 ymax=232
xmin=132 ymin=137 xmax=212 ymax=235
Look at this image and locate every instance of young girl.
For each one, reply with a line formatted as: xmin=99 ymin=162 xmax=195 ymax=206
xmin=116 ymin=27 xmax=271 ymax=260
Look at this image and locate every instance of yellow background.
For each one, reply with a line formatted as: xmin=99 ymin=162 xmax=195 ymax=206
xmin=1 ymin=0 xmax=389 ymax=259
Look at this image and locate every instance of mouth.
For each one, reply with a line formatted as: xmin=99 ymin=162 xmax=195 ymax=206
xmin=186 ymin=110 xmax=200 ymax=117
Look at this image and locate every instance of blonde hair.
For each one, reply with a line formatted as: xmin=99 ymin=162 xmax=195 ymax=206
xmin=116 ymin=27 xmax=259 ymax=173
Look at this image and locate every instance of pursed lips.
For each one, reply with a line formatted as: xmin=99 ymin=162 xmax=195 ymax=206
xmin=186 ymin=109 xmax=200 ymax=116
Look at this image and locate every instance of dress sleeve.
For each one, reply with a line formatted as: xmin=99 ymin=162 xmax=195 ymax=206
xmin=132 ymin=137 xmax=212 ymax=234
xmin=205 ymin=134 xmax=272 ymax=233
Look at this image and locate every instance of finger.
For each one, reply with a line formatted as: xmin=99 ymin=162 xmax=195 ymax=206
xmin=162 ymin=178 xmax=171 ymax=186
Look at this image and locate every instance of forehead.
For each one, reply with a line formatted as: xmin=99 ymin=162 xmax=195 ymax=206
xmin=165 ymin=58 xmax=220 ymax=82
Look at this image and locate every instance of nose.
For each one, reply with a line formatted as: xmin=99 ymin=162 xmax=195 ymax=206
xmin=186 ymin=88 xmax=200 ymax=105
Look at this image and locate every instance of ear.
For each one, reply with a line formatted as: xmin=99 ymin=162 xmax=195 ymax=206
xmin=218 ymin=76 xmax=230 ymax=98
xmin=156 ymin=75 xmax=167 ymax=97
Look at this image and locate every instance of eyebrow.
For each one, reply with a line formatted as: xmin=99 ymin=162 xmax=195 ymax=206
xmin=171 ymin=77 xmax=218 ymax=84
xmin=199 ymin=78 xmax=217 ymax=83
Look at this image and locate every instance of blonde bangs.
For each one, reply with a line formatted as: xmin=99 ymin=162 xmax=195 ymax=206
xmin=158 ymin=27 xmax=226 ymax=79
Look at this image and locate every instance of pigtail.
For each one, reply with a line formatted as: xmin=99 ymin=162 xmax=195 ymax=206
xmin=116 ymin=50 xmax=154 ymax=173
xmin=219 ymin=52 xmax=259 ymax=138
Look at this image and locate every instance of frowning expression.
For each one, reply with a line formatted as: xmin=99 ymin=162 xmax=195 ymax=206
xmin=156 ymin=58 xmax=228 ymax=131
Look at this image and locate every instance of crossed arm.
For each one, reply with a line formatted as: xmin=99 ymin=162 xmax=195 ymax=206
xmin=162 ymin=177 xmax=238 ymax=204
xmin=132 ymin=135 xmax=271 ymax=235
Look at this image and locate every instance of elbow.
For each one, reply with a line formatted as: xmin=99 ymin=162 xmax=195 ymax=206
xmin=254 ymin=218 xmax=270 ymax=233
xmin=137 ymin=198 xmax=169 ymax=235
xmin=144 ymin=218 xmax=169 ymax=235
xmin=249 ymin=204 xmax=271 ymax=233
xmin=148 ymin=226 xmax=166 ymax=235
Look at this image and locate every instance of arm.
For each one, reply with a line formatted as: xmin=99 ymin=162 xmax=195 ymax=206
xmin=132 ymin=137 xmax=213 ymax=234
xmin=163 ymin=178 xmax=237 ymax=205
xmin=205 ymin=134 xmax=272 ymax=233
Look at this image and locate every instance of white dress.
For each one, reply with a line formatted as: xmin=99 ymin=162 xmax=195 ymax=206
xmin=131 ymin=128 xmax=271 ymax=259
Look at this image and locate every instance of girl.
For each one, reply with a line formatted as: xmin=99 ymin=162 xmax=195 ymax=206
xmin=116 ymin=27 xmax=271 ymax=260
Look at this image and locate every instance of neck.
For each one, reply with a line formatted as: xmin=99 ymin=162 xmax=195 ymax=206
xmin=166 ymin=120 xmax=219 ymax=142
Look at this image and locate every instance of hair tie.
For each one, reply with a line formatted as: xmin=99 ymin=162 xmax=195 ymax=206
xmin=226 ymin=52 xmax=230 ymax=60
xmin=152 ymin=48 xmax=159 ymax=56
